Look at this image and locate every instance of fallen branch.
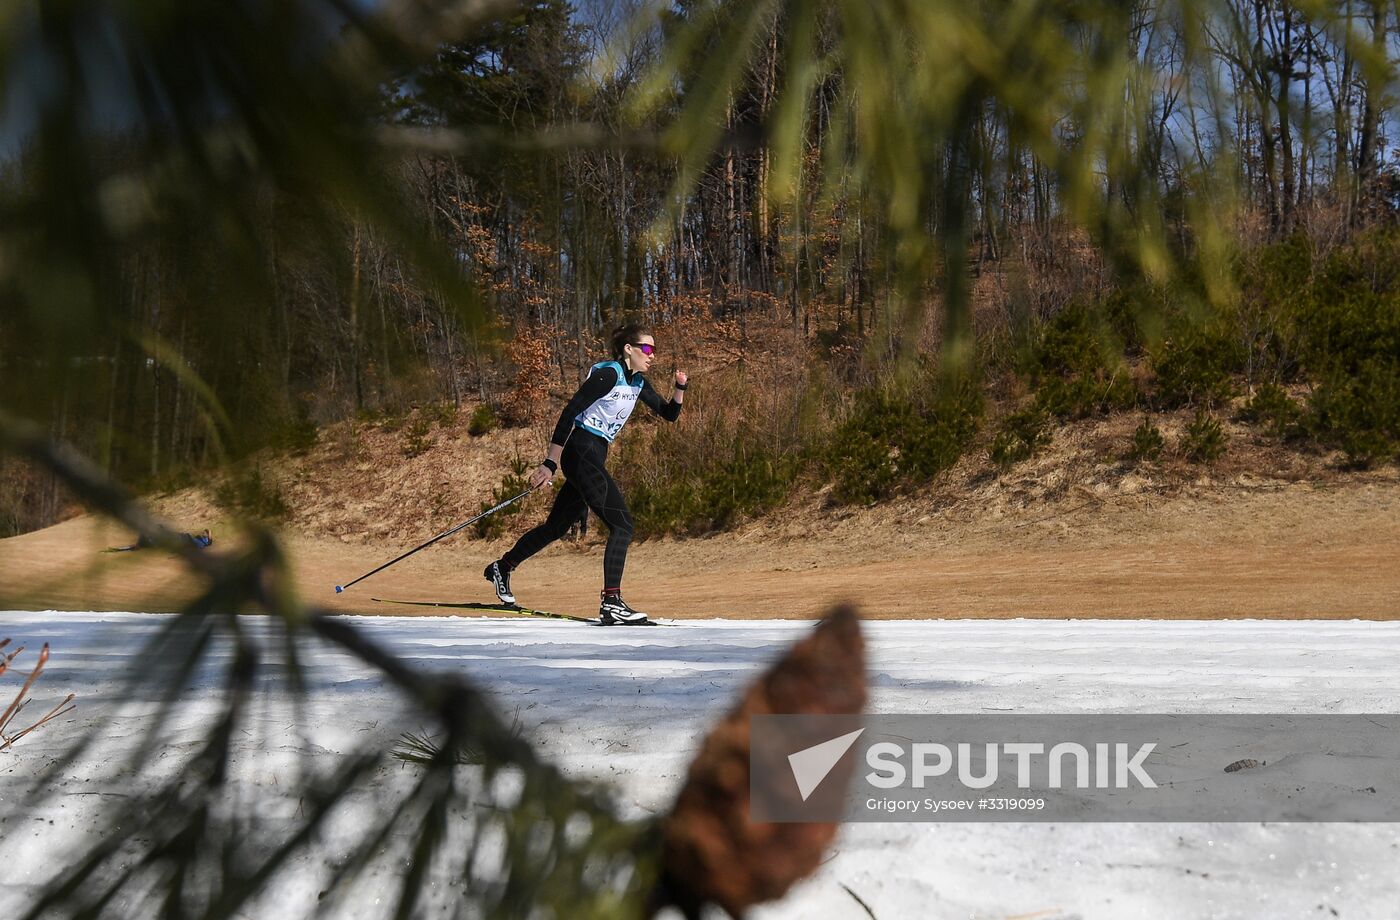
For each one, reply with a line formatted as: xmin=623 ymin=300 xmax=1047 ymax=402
xmin=0 ymin=640 xmax=77 ymax=752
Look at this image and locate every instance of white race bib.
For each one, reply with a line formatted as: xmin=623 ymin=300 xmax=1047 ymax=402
xmin=575 ymin=361 xmax=643 ymax=442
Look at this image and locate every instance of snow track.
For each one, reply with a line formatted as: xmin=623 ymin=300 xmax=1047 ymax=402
xmin=2 ymin=612 xmax=1397 ymax=919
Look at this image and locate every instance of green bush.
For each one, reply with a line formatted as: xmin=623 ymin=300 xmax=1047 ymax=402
xmin=1305 ymin=358 xmax=1400 ymax=466
xmin=269 ymin=403 xmax=320 ymax=455
xmin=475 ymin=456 xmax=533 ymax=539
xmin=401 ymin=417 xmax=433 ymax=458
xmin=1237 ymin=235 xmax=1315 ymax=311
xmin=626 ymin=477 xmax=701 ymax=537
xmin=420 ymin=402 xmax=459 ymax=428
xmin=613 ymin=368 xmax=822 ymax=535
xmin=1238 ymin=382 xmax=1302 ymax=438
xmin=1019 ymin=303 xmax=1138 ymax=418
xmin=903 ymin=377 xmax=982 ymax=481
xmin=467 ymin=404 xmax=498 ymax=437
xmin=821 ymin=376 xmax=981 ymax=504
xmin=1151 ymin=320 xmax=1243 ymax=409
xmin=1234 ymin=237 xmax=1313 ymax=383
xmin=1098 ymin=281 xmax=1180 ymax=355
xmin=989 ymin=406 xmax=1050 ymax=471
xmin=1312 ymin=228 xmax=1400 ymax=295
xmin=699 ymin=440 xmax=798 ymax=531
xmin=1035 ymin=372 xmax=1138 ymax=419
xmin=216 ymin=465 xmax=288 ymax=519
xmin=821 ymin=390 xmax=908 ymax=504
xmin=1288 ymin=238 xmax=1400 ymax=465
xmin=1127 ymin=416 xmax=1165 ymax=462
xmin=363 ymin=407 xmax=410 ymax=432
xmin=628 ymin=437 xmax=797 ymax=536
xmin=1182 ymin=409 xmax=1227 ymax=464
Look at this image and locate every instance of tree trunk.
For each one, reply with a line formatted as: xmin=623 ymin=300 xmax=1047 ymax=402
xmin=1356 ymin=0 xmax=1387 ymax=217
xmin=350 ymin=221 xmax=364 ymax=412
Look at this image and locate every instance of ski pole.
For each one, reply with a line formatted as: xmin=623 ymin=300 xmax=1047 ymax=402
xmin=334 ymin=486 xmax=537 ymax=593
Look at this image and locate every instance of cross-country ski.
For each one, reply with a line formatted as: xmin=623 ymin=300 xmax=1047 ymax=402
xmin=370 ymin=597 xmax=671 ymax=625
xmin=370 ymin=598 xmax=597 ymax=623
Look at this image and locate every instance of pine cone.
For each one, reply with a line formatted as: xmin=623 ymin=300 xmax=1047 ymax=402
xmin=655 ymin=604 xmax=866 ymax=917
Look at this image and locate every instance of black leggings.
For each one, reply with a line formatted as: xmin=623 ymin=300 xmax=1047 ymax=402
xmin=501 ymin=430 xmax=634 ymax=590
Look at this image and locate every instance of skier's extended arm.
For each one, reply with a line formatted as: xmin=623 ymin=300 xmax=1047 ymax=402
xmin=529 ymin=365 xmax=619 ymax=488
xmin=640 ymin=370 xmax=687 ymax=420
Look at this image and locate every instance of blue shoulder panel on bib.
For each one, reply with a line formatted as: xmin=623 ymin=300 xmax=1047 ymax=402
xmin=592 ymin=360 xmax=641 ymax=389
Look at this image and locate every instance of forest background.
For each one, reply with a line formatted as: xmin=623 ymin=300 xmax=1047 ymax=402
xmin=3 ymin=0 xmax=1398 ymax=541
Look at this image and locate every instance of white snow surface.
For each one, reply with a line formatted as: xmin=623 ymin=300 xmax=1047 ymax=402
xmin=2 ymin=611 xmax=1398 ymax=920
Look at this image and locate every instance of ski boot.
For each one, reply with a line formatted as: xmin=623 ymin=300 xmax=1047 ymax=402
xmin=483 ymin=560 xmax=516 ymax=606
xmin=599 ymin=592 xmax=650 ymax=625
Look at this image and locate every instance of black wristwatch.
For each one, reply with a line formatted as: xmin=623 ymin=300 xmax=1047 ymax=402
xmin=674 ymin=381 xmax=688 ymax=391
xmin=541 ymin=458 xmax=558 ymax=473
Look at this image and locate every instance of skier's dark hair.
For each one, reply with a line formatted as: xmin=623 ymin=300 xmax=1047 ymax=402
xmin=610 ymin=323 xmax=653 ymax=360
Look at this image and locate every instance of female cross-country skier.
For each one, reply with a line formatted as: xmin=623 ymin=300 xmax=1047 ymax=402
xmin=483 ymin=324 xmax=687 ymax=624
